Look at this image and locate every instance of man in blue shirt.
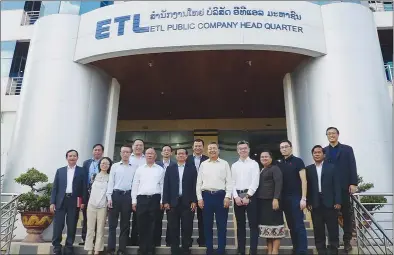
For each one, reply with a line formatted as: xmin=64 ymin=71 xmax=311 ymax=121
xmin=79 ymin=144 xmax=104 ymax=245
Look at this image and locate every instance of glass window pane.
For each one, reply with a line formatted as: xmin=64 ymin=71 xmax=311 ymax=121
xmin=40 ymin=1 xmax=60 ymax=17
xmin=1 ymin=1 xmax=25 ymax=10
xmin=100 ymin=1 xmax=114 ymax=7
xmin=59 ymin=1 xmax=81 ymax=15
xmin=79 ymin=1 xmax=100 ymax=14
xmin=1 ymin=41 xmax=16 ymax=77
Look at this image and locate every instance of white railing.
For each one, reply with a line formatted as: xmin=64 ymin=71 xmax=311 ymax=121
xmin=21 ymin=11 xmax=40 ymax=26
xmin=369 ymin=1 xmax=394 ymax=12
xmin=5 ymin=77 xmax=23 ymax=96
xmin=385 ymin=65 xmax=393 ymax=83
xmin=1 ymin=193 xmax=20 ymax=255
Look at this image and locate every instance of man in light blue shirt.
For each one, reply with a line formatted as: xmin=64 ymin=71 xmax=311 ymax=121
xmin=79 ymin=143 xmax=104 ymax=245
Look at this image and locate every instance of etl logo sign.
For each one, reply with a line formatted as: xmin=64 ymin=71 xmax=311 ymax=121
xmin=95 ymin=14 xmax=148 ymax=39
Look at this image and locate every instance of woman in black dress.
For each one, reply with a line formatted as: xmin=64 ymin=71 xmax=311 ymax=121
xmin=256 ymin=150 xmax=285 ymax=254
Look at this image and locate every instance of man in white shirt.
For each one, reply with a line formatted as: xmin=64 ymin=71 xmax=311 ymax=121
xmin=128 ymin=138 xmax=146 ymax=246
xmin=196 ymin=142 xmax=233 ymax=255
xmin=231 ymin=140 xmax=260 ymax=255
xmin=306 ymin=145 xmax=341 ymax=255
xmin=132 ymin=148 xmax=165 ymax=255
xmin=106 ymin=144 xmax=137 ymax=255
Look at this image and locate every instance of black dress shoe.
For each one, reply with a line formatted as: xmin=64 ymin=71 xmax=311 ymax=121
xmin=78 ymin=242 xmax=85 ymax=246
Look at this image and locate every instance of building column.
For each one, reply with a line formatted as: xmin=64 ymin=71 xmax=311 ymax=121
xmin=3 ymin=14 xmax=112 ymax=194
xmin=291 ymin=3 xmax=392 ymax=192
xmin=103 ymin=78 xmax=120 ymax=159
xmin=283 ymin=73 xmax=300 ymax=156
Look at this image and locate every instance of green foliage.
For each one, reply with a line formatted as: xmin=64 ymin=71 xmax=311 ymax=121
xmin=14 ymin=168 xmax=52 ymax=212
xmin=357 ymin=174 xmax=387 ymax=212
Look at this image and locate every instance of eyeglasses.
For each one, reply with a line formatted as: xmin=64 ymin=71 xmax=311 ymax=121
xmin=326 ymin=132 xmax=337 ymax=136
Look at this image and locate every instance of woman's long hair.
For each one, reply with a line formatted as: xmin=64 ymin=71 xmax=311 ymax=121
xmin=98 ymin=157 xmax=113 ymax=174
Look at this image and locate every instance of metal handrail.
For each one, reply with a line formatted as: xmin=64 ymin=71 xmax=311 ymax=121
xmin=21 ymin=10 xmax=40 ymax=26
xmin=1 ymin=193 xmax=20 ymax=255
xmin=368 ymin=1 xmax=394 ymax=12
xmin=5 ymin=77 xmax=23 ymax=96
xmin=385 ymin=64 xmax=393 ymax=83
xmin=351 ymin=193 xmax=393 ymax=254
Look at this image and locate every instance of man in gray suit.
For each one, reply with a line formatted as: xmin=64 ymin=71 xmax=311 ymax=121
xmin=51 ymin=149 xmax=87 ymax=255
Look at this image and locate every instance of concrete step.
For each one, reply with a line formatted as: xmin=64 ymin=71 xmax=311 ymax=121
xmin=74 ymin=235 xmax=317 ymax=246
xmin=75 ymin=227 xmax=315 ymax=237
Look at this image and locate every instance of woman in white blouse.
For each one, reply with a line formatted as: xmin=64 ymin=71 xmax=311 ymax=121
xmin=84 ymin=157 xmax=113 ymax=255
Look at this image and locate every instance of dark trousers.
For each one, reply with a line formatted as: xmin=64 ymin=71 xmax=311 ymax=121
xmin=202 ymin=190 xmax=229 ymax=255
xmin=81 ymin=206 xmax=87 ymax=242
xmin=340 ymin=190 xmax=353 ymax=244
xmin=52 ymin=196 xmax=79 ymax=254
xmin=154 ymin=209 xmax=170 ymax=246
xmin=107 ymin=190 xmax=132 ymax=253
xmin=168 ymin=199 xmax=194 ymax=255
xmin=196 ymin=206 xmax=205 ymax=245
xmin=311 ymin=201 xmax=339 ymax=255
xmin=129 ymin=211 xmax=138 ymax=245
xmin=137 ymin=194 xmax=161 ymax=255
xmin=233 ymin=197 xmax=259 ymax=254
xmin=283 ymin=195 xmax=308 ymax=254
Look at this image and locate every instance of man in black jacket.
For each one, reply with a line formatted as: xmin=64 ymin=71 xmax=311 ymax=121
xmin=324 ymin=127 xmax=357 ymax=252
xmin=306 ymin=145 xmax=341 ymax=255
xmin=163 ymin=148 xmax=198 ymax=255
xmin=186 ymin=138 xmax=208 ymax=247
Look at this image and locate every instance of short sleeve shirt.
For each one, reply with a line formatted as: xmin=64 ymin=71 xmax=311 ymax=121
xmin=279 ymin=155 xmax=305 ymax=197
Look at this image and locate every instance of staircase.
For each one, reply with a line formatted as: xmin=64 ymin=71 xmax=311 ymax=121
xmin=72 ymin=205 xmax=316 ymax=254
xmin=1 ymin=193 xmax=21 ymax=255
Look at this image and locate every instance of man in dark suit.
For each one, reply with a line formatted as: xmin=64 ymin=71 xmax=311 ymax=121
xmin=324 ymin=127 xmax=358 ymax=252
xmin=186 ymin=138 xmax=208 ymax=247
xmin=51 ymin=149 xmax=87 ymax=255
xmin=306 ymin=145 xmax=342 ymax=255
xmin=163 ymin=148 xmax=198 ymax=255
xmin=154 ymin=145 xmax=177 ymax=247
xmin=79 ymin=144 xmax=104 ymax=245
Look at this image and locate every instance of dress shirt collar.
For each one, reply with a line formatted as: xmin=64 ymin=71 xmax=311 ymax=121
xmin=238 ymin=157 xmax=251 ymax=163
xmin=315 ymin=160 xmax=324 ymax=167
xmin=208 ymin=157 xmax=221 ymax=163
xmin=193 ymin=153 xmax=202 ymax=159
xmin=163 ymin=159 xmax=170 ymax=164
xmin=131 ymin=153 xmax=145 ymax=158
xmin=120 ymin=161 xmax=132 ymax=166
xmin=178 ymin=163 xmax=185 ymax=167
xmin=67 ymin=165 xmax=76 ymax=170
xmin=92 ymin=158 xmax=100 ymax=162
xmin=144 ymin=163 xmax=158 ymax=168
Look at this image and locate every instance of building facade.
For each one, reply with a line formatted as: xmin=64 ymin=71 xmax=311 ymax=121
xmin=1 ymin=0 xmax=393 ymax=201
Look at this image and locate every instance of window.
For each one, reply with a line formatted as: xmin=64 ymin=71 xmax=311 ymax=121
xmin=1 ymin=1 xmax=26 ymax=10
xmin=1 ymin=41 xmax=17 ymax=77
xmin=79 ymin=1 xmax=113 ymax=15
xmin=9 ymin=42 xmax=30 ymax=78
xmin=39 ymin=1 xmax=60 ymax=17
xmin=59 ymin=1 xmax=81 ymax=15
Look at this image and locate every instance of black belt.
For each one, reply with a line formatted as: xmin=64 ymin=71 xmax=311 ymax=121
xmin=114 ymin=189 xmax=131 ymax=195
xmin=65 ymin=193 xmax=72 ymax=197
xmin=237 ymin=189 xmax=248 ymax=194
xmin=202 ymin=190 xmax=224 ymax=194
xmin=138 ymin=194 xmax=160 ymax=199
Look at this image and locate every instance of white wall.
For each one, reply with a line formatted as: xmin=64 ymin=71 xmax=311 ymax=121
xmin=1 ymin=112 xmax=17 ymax=176
xmin=0 ymin=10 xmax=34 ymax=41
xmin=373 ymin=11 xmax=394 ymax=30
xmin=75 ymin=1 xmax=327 ymax=63
xmin=3 ymin=14 xmax=111 ymax=205
xmin=291 ymin=3 xmax=392 ymax=192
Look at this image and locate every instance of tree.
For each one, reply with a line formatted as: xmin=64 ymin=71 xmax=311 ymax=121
xmin=357 ymin=175 xmax=387 ymax=212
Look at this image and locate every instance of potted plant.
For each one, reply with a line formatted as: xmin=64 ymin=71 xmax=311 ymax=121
xmin=15 ymin=168 xmax=54 ymax=243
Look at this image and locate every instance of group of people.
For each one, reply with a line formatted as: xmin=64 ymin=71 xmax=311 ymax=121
xmin=49 ymin=126 xmax=358 ymax=255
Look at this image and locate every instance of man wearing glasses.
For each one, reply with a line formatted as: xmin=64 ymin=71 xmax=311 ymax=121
xmin=106 ymin=144 xmax=137 ymax=255
xmin=324 ymin=127 xmax=358 ymax=252
xmin=278 ymin=139 xmax=308 ymax=255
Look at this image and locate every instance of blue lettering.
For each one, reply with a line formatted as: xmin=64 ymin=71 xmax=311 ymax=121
xmin=114 ymin=15 xmax=131 ymax=36
xmin=132 ymin=14 xmax=149 ymax=33
xmin=95 ymin=19 xmax=111 ymax=39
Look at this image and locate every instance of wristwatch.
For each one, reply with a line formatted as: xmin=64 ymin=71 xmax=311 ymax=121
xmin=301 ymin=197 xmax=307 ymax=201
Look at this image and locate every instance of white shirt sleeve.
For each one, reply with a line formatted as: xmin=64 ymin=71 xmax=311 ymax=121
xmin=106 ymin=166 xmax=116 ymax=201
xmin=224 ymin=161 xmax=233 ymax=199
xmin=159 ymin=167 xmax=165 ymax=204
xmin=231 ymin=163 xmax=239 ymax=198
xmin=247 ymin=161 xmax=260 ymax=196
xmin=196 ymin=163 xmax=204 ymax=201
xmin=131 ymin=167 xmax=141 ymax=204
